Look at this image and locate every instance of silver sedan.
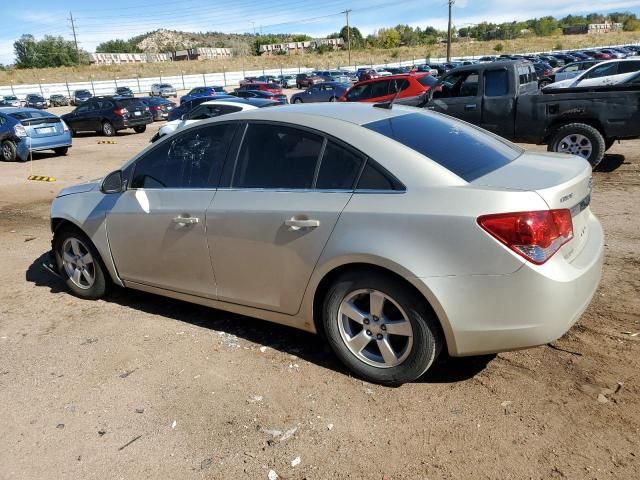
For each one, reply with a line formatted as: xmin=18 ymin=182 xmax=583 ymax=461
xmin=49 ymin=103 xmax=604 ymax=385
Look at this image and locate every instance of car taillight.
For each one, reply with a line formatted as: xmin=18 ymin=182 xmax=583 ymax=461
xmin=544 ymin=69 xmax=553 ymax=76
xmin=61 ymin=121 xmax=69 ymax=132
xmin=145 ymin=106 xmax=150 ymax=111
xmin=477 ymin=209 xmax=573 ymax=265
xmin=154 ymin=106 xmax=162 ymax=110
xmin=114 ymin=108 xmax=128 ymax=116
xmin=14 ymin=124 xmax=28 ymax=137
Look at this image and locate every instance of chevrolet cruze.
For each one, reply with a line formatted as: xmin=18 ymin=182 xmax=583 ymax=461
xmin=49 ymin=103 xmax=604 ymax=385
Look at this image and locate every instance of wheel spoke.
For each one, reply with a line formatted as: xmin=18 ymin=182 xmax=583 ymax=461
xmin=369 ymin=291 xmax=385 ymax=318
xmin=81 ymin=269 xmax=93 ymax=285
xmin=63 ymin=251 xmax=75 ymax=264
xmin=341 ymin=301 xmax=367 ymax=324
xmin=378 ymin=338 xmax=397 ymax=364
xmin=347 ymin=330 xmax=372 ymax=354
xmin=384 ymin=319 xmax=412 ymax=337
xmin=70 ymin=238 xmax=82 ymax=256
xmin=81 ymin=252 xmax=93 ymax=265
xmin=72 ymin=268 xmax=82 ymax=285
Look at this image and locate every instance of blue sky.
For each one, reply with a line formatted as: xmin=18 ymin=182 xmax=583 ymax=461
xmin=1 ymin=0 xmax=640 ymax=63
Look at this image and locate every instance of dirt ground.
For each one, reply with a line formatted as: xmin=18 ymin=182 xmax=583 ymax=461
xmin=0 ymin=102 xmax=638 ymax=480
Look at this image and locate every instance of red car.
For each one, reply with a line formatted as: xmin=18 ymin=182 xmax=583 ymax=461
xmin=340 ymin=73 xmax=438 ymax=107
xmin=236 ymin=82 xmax=283 ymax=95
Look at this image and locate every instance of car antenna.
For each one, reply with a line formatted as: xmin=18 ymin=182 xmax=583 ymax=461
xmin=373 ymin=77 xmax=407 ymax=109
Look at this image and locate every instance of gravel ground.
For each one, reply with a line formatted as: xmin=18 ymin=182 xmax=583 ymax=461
xmin=0 ymin=104 xmax=639 ymax=479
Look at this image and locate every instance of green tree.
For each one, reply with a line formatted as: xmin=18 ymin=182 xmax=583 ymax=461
xmin=533 ymin=16 xmax=558 ymax=36
xmin=96 ymin=39 xmax=142 ymax=53
xmin=624 ymin=17 xmax=640 ymax=31
xmin=377 ymin=28 xmax=401 ymax=49
xmin=291 ymin=34 xmax=312 ymax=42
xmin=14 ymin=34 xmax=84 ymax=68
xmin=494 ymin=43 xmax=504 ymax=52
xmin=339 ymin=25 xmax=364 ymax=48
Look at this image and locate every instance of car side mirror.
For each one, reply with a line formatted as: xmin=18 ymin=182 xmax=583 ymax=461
xmin=101 ymin=170 xmax=124 ymax=194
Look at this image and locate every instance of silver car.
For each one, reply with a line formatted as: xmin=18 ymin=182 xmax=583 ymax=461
xmin=150 ymin=83 xmax=177 ymax=98
xmin=49 ymin=103 xmax=604 ymax=385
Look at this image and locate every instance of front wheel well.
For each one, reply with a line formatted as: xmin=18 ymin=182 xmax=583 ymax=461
xmin=312 ymin=263 xmax=445 ymax=346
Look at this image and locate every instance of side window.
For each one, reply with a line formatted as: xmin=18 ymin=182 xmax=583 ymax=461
xmin=347 ymin=84 xmax=372 ymax=101
xmin=76 ymin=104 xmax=90 ymax=113
xmin=233 ymin=123 xmax=323 ymax=189
xmin=389 ymin=79 xmax=410 ymax=94
xmin=484 ymin=70 xmax=509 ymax=97
xmin=440 ymin=72 xmax=479 ymax=98
xmin=370 ymin=80 xmax=390 ymax=98
xmin=619 ymin=61 xmax=640 ymax=74
xmin=131 ymin=124 xmax=236 ymax=189
xmin=565 ymin=64 xmax=579 ymax=73
xmin=584 ymin=63 xmax=618 ymax=79
xmin=316 ymin=141 xmax=365 ymax=190
xmin=356 ymin=161 xmax=403 ymax=191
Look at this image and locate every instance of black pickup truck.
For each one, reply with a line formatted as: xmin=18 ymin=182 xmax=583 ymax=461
xmin=425 ymin=61 xmax=640 ymax=167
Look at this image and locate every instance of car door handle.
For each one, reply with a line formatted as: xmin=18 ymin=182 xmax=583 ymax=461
xmin=172 ymin=216 xmax=199 ymax=225
xmin=285 ymin=218 xmax=320 ymax=230
xmin=464 ymin=104 xmax=477 ymax=111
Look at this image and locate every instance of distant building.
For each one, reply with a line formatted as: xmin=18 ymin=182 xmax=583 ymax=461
xmin=90 ymin=52 xmax=171 ymax=65
xmin=171 ymin=47 xmax=233 ymax=61
xmin=259 ymin=38 xmax=343 ymax=56
xmin=588 ymin=22 xmax=623 ymax=33
xmin=563 ymin=25 xmax=588 ymax=35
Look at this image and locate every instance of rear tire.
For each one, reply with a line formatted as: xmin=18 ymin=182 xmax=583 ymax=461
xmin=322 ymin=271 xmax=442 ymax=385
xmin=547 ymin=123 xmax=605 ymax=168
xmin=294 ymin=98 xmax=303 ymax=104
xmin=53 ymin=226 xmax=110 ymax=300
xmin=102 ymin=121 xmax=116 ymax=137
xmin=133 ymin=125 xmax=146 ymax=133
xmin=1 ymin=140 xmax=17 ymax=162
xmin=54 ymin=147 xmax=68 ymax=156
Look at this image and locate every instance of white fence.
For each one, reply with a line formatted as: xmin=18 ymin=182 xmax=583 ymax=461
xmin=1 ymin=42 xmax=638 ymax=99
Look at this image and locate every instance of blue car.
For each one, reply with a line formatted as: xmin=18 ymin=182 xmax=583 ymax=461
xmin=290 ymin=82 xmax=350 ymax=104
xmin=0 ymin=108 xmax=71 ymax=161
xmin=179 ymin=86 xmax=227 ymax=104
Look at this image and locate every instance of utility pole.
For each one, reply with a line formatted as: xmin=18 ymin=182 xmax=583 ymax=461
xmin=343 ymin=9 xmax=352 ymax=65
xmin=69 ymin=12 xmax=80 ymax=64
xmin=447 ymin=0 xmax=454 ymax=62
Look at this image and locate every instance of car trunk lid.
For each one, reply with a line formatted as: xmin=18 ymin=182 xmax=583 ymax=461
xmin=20 ymin=116 xmax=64 ymax=138
xmin=472 ymin=151 xmax=593 ymax=263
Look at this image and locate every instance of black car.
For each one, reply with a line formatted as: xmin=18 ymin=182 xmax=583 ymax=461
xmin=61 ymin=96 xmax=153 ymax=136
xmin=167 ymin=95 xmax=234 ymax=121
xmin=72 ymin=89 xmax=93 ymax=106
xmin=115 ymin=86 xmax=134 ymax=97
xmin=231 ymin=90 xmax=288 ymax=104
xmin=24 ymin=94 xmax=47 ymax=109
xmin=533 ymin=62 xmax=555 ymax=88
xmin=139 ymin=96 xmax=176 ymax=121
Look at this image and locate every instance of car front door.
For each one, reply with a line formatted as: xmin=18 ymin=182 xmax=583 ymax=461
xmin=427 ymin=70 xmax=481 ymax=124
xmin=206 ymin=122 xmax=362 ymax=315
xmin=106 ymin=123 xmax=237 ymax=297
xmin=480 ymin=68 xmax=515 ymax=137
xmin=68 ymin=103 xmax=93 ymax=131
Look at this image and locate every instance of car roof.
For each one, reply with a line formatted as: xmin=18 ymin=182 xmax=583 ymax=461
xmin=206 ymin=102 xmax=412 ymax=126
xmin=1 ymin=107 xmax=55 ymax=115
xmin=355 ymin=72 xmax=428 ymax=84
xmin=200 ymin=97 xmax=278 ymax=107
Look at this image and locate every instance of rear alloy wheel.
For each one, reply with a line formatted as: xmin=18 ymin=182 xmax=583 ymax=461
xmin=323 ymin=272 xmax=442 ymax=385
xmin=54 ymin=227 xmax=109 ymax=300
xmin=294 ymin=98 xmax=303 ymax=104
xmin=1 ymin=140 xmax=17 ymax=162
xmin=54 ymin=147 xmax=68 ymax=156
xmin=548 ymin=123 xmax=605 ymax=168
xmin=133 ymin=125 xmax=146 ymax=133
xmin=102 ymin=121 xmax=116 ymax=137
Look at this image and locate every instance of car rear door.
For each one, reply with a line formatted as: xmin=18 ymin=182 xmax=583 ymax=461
xmin=480 ymin=67 xmax=516 ymax=137
xmin=206 ymin=122 xmax=362 ymax=315
xmin=106 ymin=123 xmax=237 ymax=297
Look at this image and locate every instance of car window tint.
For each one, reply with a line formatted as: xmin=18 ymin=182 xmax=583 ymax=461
xmin=440 ymin=71 xmax=479 ymax=97
xmin=484 ymin=70 xmax=509 ymax=97
xmin=316 ymin=141 xmax=365 ymax=190
xmin=131 ymin=124 xmax=236 ymax=189
xmin=417 ymin=76 xmax=438 ymax=88
xmin=618 ymin=61 xmax=640 ymax=74
xmin=370 ymin=80 xmax=390 ymax=98
xmin=356 ymin=161 xmax=402 ymax=191
xmin=364 ymin=112 xmax=522 ymax=182
xmin=584 ymin=63 xmax=618 ymax=79
xmin=234 ymin=123 xmax=323 ymax=189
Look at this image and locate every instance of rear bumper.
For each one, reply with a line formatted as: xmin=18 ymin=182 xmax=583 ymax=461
xmin=410 ymin=211 xmax=604 ymax=356
xmin=29 ymin=132 xmax=72 ymax=151
xmin=119 ymin=116 xmax=153 ymax=129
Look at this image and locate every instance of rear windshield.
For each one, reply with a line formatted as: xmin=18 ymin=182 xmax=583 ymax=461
xmin=213 ymin=86 xmax=225 ymax=92
xmin=417 ymin=76 xmax=438 ymax=87
xmin=115 ymin=98 xmax=145 ymax=108
xmin=76 ymin=90 xmax=91 ymax=95
xmin=9 ymin=111 xmax=54 ymax=120
xmin=160 ymin=84 xmax=173 ymax=88
xmin=363 ymin=112 xmax=522 ymax=182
